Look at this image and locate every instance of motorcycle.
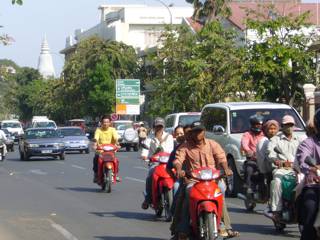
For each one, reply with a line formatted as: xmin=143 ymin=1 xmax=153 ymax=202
xmin=147 ymin=151 xmax=175 ymax=222
xmin=96 ymin=144 xmax=119 ymax=193
xmin=238 ymin=159 xmax=269 ymax=211
xmin=0 ymin=144 xmax=5 ymax=161
xmin=188 ymin=167 xmax=224 ymax=240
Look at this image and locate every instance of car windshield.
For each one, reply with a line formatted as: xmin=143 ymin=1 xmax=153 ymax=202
xmin=26 ymin=129 xmax=58 ymax=139
xmin=178 ymin=115 xmax=201 ymax=126
xmin=230 ymin=108 xmax=305 ymax=134
xmin=34 ymin=121 xmax=56 ymax=128
xmin=2 ymin=122 xmax=21 ymax=128
xmin=113 ymin=122 xmax=132 ymax=130
xmin=59 ymin=128 xmax=85 ymax=136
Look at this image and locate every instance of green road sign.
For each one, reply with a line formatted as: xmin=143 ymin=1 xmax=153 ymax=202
xmin=116 ymin=79 xmax=140 ymax=101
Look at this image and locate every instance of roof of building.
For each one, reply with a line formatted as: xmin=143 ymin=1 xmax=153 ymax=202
xmin=185 ymin=2 xmax=320 ymax=32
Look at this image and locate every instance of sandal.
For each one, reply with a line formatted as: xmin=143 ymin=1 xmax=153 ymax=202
xmin=225 ymin=229 xmax=240 ymax=238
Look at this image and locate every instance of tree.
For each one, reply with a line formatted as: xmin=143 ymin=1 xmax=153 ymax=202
xmin=62 ymin=36 xmax=138 ymax=119
xmin=245 ymin=4 xmax=317 ymax=105
xmin=186 ymin=0 xmax=231 ymax=22
xmin=146 ymin=22 xmax=250 ymax=116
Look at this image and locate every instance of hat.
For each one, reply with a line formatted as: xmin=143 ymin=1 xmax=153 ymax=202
xmin=153 ymin=117 xmax=165 ymax=127
xmin=191 ymin=121 xmax=206 ymax=131
xmin=282 ymin=115 xmax=295 ymax=125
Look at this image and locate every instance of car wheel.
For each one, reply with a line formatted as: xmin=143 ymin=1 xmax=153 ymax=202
xmin=225 ymin=156 xmax=243 ymax=197
xmin=125 ymin=146 xmax=131 ymax=152
xmin=60 ymin=153 xmax=65 ymax=160
xmin=85 ymin=148 xmax=90 ymax=154
xmin=133 ymin=144 xmax=139 ymax=152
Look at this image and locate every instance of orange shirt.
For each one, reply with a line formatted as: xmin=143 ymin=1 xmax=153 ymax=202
xmin=174 ymin=139 xmax=227 ymax=176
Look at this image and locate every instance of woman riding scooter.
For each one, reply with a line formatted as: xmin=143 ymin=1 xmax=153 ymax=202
xmin=296 ymin=110 xmax=320 ymax=240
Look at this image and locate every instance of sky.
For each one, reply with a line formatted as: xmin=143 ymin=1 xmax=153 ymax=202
xmin=0 ymin=0 xmax=190 ymax=76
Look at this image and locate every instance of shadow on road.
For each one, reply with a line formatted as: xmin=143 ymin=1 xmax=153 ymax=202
xmin=95 ymin=237 xmax=165 ymax=240
xmin=232 ymin=223 xmax=300 ymax=238
xmin=56 ymin=187 xmax=99 ymax=193
xmin=89 ymin=211 xmax=161 ymax=222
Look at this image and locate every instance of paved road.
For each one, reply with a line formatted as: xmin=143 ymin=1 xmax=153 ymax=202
xmin=0 ymin=146 xmax=300 ymax=240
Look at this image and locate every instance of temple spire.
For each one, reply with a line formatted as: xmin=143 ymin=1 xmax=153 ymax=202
xmin=38 ymin=35 xmax=55 ymax=79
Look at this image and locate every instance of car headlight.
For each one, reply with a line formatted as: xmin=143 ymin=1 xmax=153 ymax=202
xmin=28 ymin=144 xmax=39 ymax=148
xmin=65 ymin=141 xmax=71 ymax=144
xmin=80 ymin=140 xmax=89 ymax=144
xmin=53 ymin=143 xmax=64 ymax=148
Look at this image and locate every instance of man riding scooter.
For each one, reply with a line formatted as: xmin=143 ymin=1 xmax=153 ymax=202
xmin=141 ymin=117 xmax=174 ymax=210
xmin=241 ymin=115 xmax=265 ymax=197
xmin=267 ymin=115 xmax=302 ymax=223
xmin=92 ymin=115 xmax=120 ymax=183
xmin=296 ymin=110 xmax=320 ymax=240
xmin=0 ymin=125 xmax=8 ymax=160
xmin=173 ymin=122 xmax=233 ymax=240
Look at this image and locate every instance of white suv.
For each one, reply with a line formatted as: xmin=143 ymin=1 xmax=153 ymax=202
xmin=165 ymin=112 xmax=201 ymax=134
xmin=200 ymin=102 xmax=306 ymax=196
xmin=1 ymin=120 xmax=24 ymax=141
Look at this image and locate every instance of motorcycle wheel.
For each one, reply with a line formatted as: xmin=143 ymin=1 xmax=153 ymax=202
xmin=274 ymin=221 xmax=286 ymax=232
xmin=105 ymin=169 xmax=112 ymax=193
xmin=155 ymin=197 xmax=163 ymax=218
xmin=163 ymin=189 xmax=173 ymax=222
xmin=199 ymin=212 xmax=217 ymax=240
xmin=244 ymin=197 xmax=256 ymax=211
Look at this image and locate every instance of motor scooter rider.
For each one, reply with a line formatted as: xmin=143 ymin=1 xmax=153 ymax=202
xmin=0 ymin=125 xmax=8 ymax=158
xmin=173 ymin=122 xmax=233 ymax=240
xmin=241 ymin=115 xmax=264 ymax=194
xmin=267 ymin=115 xmax=302 ymax=221
xmin=141 ymin=117 xmax=174 ymax=210
xmin=138 ymin=122 xmax=148 ymax=147
xmin=92 ymin=115 xmax=120 ymax=183
xmin=295 ymin=109 xmax=320 ymax=240
xmin=256 ymin=120 xmax=280 ymax=188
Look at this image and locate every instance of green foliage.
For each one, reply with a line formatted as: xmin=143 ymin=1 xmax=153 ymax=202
xmin=186 ymin=0 xmax=231 ymax=22
xmin=146 ymin=22 xmax=250 ymax=116
xmin=62 ymin=36 xmax=138 ymax=119
xmin=245 ymin=4 xmax=317 ymax=105
xmin=12 ymin=0 xmax=23 ymax=5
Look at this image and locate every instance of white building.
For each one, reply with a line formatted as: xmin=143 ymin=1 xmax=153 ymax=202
xmin=61 ymin=4 xmax=193 ymax=57
xmin=38 ymin=36 xmax=55 ymax=79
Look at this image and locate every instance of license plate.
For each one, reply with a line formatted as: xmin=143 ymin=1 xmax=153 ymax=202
xmin=70 ymin=144 xmax=79 ymax=148
xmin=42 ymin=150 xmax=52 ymax=154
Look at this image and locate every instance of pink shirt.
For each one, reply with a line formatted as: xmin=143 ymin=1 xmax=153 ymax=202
xmin=241 ymin=131 xmax=264 ymax=159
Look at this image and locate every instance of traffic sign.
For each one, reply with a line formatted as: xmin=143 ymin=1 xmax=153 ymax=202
xmin=111 ymin=113 xmax=119 ymax=121
xmin=116 ymin=79 xmax=140 ymax=115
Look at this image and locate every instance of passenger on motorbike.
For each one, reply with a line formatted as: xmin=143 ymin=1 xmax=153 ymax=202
xmin=0 ymin=125 xmax=8 ymax=158
xmin=173 ymin=122 xmax=233 ymax=240
xmin=267 ymin=115 xmax=302 ymax=221
xmin=256 ymin=120 xmax=280 ymax=187
xmin=141 ymin=117 xmax=174 ymax=210
xmin=92 ymin=115 xmax=120 ymax=183
xmin=296 ymin=110 xmax=320 ymax=240
xmin=241 ymin=115 xmax=265 ymax=194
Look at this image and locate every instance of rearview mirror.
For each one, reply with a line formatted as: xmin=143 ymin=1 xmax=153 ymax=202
xmin=212 ymin=125 xmax=226 ymax=135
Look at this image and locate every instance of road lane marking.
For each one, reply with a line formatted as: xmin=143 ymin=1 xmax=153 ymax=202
xmin=125 ymin=177 xmax=145 ymax=183
xmin=71 ymin=164 xmax=86 ymax=170
xmin=29 ymin=169 xmax=47 ymax=175
xmin=133 ymin=166 xmax=148 ymax=171
xmin=49 ymin=219 xmax=79 ymax=240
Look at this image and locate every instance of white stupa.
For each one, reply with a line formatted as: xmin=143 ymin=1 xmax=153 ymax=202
xmin=37 ymin=35 xmax=55 ymax=79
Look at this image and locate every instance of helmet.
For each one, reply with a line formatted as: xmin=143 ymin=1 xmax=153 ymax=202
xmin=249 ymin=115 xmax=264 ymax=126
xmin=314 ymin=109 xmax=320 ymax=133
xmin=249 ymin=115 xmax=263 ymax=133
xmin=153 ymin=117 xmax=165 ymax=128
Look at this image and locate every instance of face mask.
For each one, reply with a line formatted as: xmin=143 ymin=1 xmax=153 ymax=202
xmin=176 ymin=136 xmax=185 ymax=144
xmin=251 ymin=127 xmax=261 ymax=133
xmin=282 ymin=126 xmax=294 ymax=135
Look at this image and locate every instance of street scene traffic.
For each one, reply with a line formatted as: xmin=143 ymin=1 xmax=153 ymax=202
xmin=1 ymin=0 xmax=320 ymax=239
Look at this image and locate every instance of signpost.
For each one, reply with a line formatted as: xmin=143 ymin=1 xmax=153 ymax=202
xmin=116 ymin=79 xmax=140 ymax=115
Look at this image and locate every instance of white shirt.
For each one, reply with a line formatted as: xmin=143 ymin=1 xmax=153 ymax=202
xmin=0 ymin=130 xmax=7 ymax=141
xmin=141 ymin=131 xmax=174 ymax=158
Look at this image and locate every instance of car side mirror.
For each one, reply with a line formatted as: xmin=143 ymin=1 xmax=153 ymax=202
xmin=212 ymin=125 xmax=226 ymax=135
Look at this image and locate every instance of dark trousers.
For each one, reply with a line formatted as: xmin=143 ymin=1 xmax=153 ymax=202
xmin=244 ymin=160 xmax=258 ymax=191
xmin=299 ymin=185 xmax=320 ymax=240
xmin=93 ymin=154 xmax=99 ymax=173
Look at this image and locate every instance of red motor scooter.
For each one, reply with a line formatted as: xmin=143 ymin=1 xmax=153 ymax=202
xmin=149 ymin=152 xmax=175 ymax=222
xmin=189 ymin=167 xmax=224 ymax=240
xmin=96 ymin=144 xmax=119 ymax=193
